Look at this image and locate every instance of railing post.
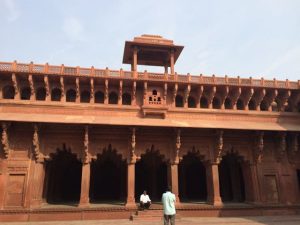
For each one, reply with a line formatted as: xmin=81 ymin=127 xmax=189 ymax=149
xmin=12 ymin=60 xmax=17 ymax=71
xmin=61 ymin=64 xmax=64 ymax=75
xmin=29 ymin=61 xmax=34 ymax=73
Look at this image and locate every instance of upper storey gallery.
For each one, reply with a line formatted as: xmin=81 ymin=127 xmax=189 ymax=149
xmin=0 ymin=34 xmax=299 ymax=114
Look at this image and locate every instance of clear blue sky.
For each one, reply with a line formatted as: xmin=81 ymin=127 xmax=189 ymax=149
xmin=0 ymin=0 xmax=299 ymax=80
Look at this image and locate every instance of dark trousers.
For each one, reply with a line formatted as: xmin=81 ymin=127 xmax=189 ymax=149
xmin=140 ymin=201 xmax=151 ymax=210
xmin=164 ymin=214 xmax=175 ymax=225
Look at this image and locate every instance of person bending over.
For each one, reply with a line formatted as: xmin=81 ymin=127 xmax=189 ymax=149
xmin=140 ymin=190 xmax=151 ymax=210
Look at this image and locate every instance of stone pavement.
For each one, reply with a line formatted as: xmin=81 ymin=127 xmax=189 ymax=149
xmin=1 ymin=216 xmax=300 ymax=225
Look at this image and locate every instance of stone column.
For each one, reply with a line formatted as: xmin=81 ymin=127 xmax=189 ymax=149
xmin=168 ymin=162 xmax=180 ymax=204
xmin=30 ymin=162 xmax=46 ymax=208
xmin=79 ymin=162 xmax=91 ymax=207
xmin=248 ymin=163 xmax=261 ymax=203
xmin=206 ymin=163 xmax=222 ymax=206
xmin=126 ymin=162 xmax=136 ymax=208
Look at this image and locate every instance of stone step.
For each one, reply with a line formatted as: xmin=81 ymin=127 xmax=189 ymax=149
xmin=130 ymin=210 xmax=181 ymax=221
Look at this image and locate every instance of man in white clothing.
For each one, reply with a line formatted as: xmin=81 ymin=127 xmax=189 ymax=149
xmin=140 ymin=190 xmax=151 ymax=210
xmin=162 ymin=186 xmax=176 ymax=225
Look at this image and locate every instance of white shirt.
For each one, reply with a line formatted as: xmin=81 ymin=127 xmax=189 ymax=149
xmin=140 ymin=194 xmax=151 ymax=203
xmin=162 ymin=191 xmax=176 ymax=215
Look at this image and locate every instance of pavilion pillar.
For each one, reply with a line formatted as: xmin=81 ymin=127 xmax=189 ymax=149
xmin=170 ymin=49 xmax=175 ymax=75
xmin=79 ymin=162 xmax=90 ymax=207
xmin=206 ymin=163 xmax=222 ymax=206
xmin=132 ymin=46 xmax=138 ymax=78
xmin=30 ymin=161 xmax=46 ymax=208
xmin=125 ymin=162 xmax=136 ymax=208
xmin=168 ymin=162 xmax=180 ymax=204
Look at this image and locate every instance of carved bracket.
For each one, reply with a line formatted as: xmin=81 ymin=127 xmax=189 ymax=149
xmin=82 ymin=125 xmax=91 ymax=164
xmin=173 ymin=83 xmax=178 ymax=105
xmin=44 ymin=75 xmax=50 ymax=98
xmin=276 ymin=132 xmax=286 ymax=162
xmin=132 ymin=81 xmax=136 ymax=105
xmin=254 ymin=131 xmax=264 ymax=163
xmin=28 ymin=74 xmax=35 ymax=98
xmin=90 ymin=78 xmax=94 ymax=102
xmin=32 ymin=124 xmax=47 ymax=162
xmin=174 ymin=128 xmax=181 ymax=164
xmin=76 ymin=77 xmax=80 ymax=100
xmin=184 ymin=85 xmax=191 ymax=106
xmin=214 ymin=129 xmax=224 ymax=164
xmin=129 ymin=127 xmax=138 ymax=163
xmin=12 ymin=73 xmax=19 ymax=97
xmin=60 ymin=76 xmax=65 ymax=97
xmin=1 ymin=123 xmax=10 ymax=159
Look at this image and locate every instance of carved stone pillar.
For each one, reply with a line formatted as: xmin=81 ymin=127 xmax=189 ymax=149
xmin=206 ymin=162 xmax=222 ymax=206
xmin=79 ymin=162 xmax=90 ymax=207
xmin=79 ymin=126 xmax=91 ymax=207
xmin=168 ymin=162 xmax=180 ymax=205
xmin=30 ymin=162 xmax=45 ymax=208
xmin=126 ymin=161 xmax=136 ymax=208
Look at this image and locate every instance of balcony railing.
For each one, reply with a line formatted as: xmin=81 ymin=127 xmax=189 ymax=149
xmin=0 ymin=61 xmax=299 ymax=89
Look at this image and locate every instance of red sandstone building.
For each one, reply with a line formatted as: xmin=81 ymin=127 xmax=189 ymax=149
xmin=0 ymin=35 xmax=300 ymax=221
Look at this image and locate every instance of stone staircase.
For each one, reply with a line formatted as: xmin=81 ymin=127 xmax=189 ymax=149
xmin=130 ymin=209 xmax=181 ymax=221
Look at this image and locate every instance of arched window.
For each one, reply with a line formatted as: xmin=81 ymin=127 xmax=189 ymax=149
xmin=66 ymin=89 xmax=76 ymax=102
xmin=225 ymin=98 xmax=231 ymax=109
xmin=95 ymin=91 xmax=104 ymax=103
xmin=200 ymin=97 xmax=208 ymax=108
xmin=260 ymin=100 xmax=268 ymax=111
xmin=80 ymin=90 xmax=90 ymax=103
xmin=175 ymin=95 xmax=183 ymax=107
xmin=21 ymin=87 xmax=31 ymax=100
xmin=212 ymin=97 xmax=221 ymax=109
xmin=109 ymin=92 xmax=118 ymax=104
xmin=188 ymin=96 xmax=196 ymax=108
xmin=152 ymin=90 xmax=157 ymax=96
xmin=248 ymin=99 xmax=256 ymax=110
xmin=36 ymin=87 xmax=46 ymax=101
xmin=122 ymin=93 xmax=131 ymax=105
xmin=2 ymin=85 xmax=15 ymax=99
xmin=236 ymin=99 xmax=244 ymax=110
xmin=51 ymin=88 xmax=61 ymax=101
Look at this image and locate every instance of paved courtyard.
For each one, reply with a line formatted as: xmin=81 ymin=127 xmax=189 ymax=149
xmin=1 ymin=216 xmax=300 ymax=225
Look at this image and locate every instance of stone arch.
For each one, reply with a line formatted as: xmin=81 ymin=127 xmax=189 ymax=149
xmin=188 ymin=96 xmax=196 ymax=108
xmin=95 ymin=91 xmax=104 ymax=103
xmin=236 ymin=98 xmax=244 ymax=110
xmin=179 ymin=147 xmax=207 ymax=201
xmin=43 ymin=144 xmax=82 ymax=204
xmin=219 ymin=151 xmax=246 ymax=202
xmin=260 ymin=99 xmax=268 ymax=111
xmin=20 ymin=87 xmax=31 ymax=100
xmin=135 ymin=145 xmax=168 ymax=201
xmin=36 ymin=87 xmax=46 ymax=100
xmin=122 ymin=93 xmax=131 ymax=105
xmin=51 ymin=88 xmax=61 ymax=101
xmin=175 ymin=94 xmax=184 ymax=107
xmin=2 ymin=85 xmax=15 ymax=99
xmin=224 ymin=97 xmax=232 ymax=109
xmin=200 ymin=96 xmax=208 ymax=108
xmin=109 ymin=91 xmax=118 ymax=104
xmin=212 ymin=97 xmax=221 ymax=109
xmin=80 ymin=90 xmax=90 ymax=103
xmin=66 ymin=89 xmax=76 ymax=102
xmin=90 ymin=144 xmax=126 ymax=202
xmin=248 ymin=99 xmax=256 ymax=110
